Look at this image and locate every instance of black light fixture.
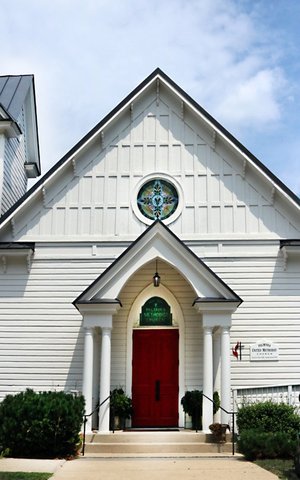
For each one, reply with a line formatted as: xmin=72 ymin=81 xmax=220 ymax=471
xmin=153 ymin=259 xmax=160 ymax=287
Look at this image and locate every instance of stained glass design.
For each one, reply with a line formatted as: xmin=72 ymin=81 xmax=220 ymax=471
xmin=137 ymin=179 xmax=178 ymax=220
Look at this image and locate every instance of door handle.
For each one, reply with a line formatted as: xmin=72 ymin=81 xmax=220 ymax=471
xmin=155 ymin=380 xmax=160 ymax=401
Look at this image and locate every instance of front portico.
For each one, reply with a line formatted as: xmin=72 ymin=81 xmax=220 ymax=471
xmin=74 ymin=221 xmax=242 ymax=433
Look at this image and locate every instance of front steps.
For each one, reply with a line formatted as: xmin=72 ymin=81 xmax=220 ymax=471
xmin=83 ymin=431 xmax=235 ymax=457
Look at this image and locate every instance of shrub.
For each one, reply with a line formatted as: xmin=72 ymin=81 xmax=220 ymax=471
xmin=0 ymin=389 xmax=85 ymax=458
xmin=238 ymin=429 xmax=297 ymax=461
xmin=237 ymin=402 xmax=300 ymax=440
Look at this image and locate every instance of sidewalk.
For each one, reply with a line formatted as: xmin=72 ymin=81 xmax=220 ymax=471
xmin=0 ymin=456 xmax=278 ymax=479
xmin=0 ymin=458 xmax=65 ymax=473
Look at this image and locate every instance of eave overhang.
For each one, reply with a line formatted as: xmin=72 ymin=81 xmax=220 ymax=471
xmin=280 ymin=240 xmax=300 ymax=269
xmin=193 ymin=297 xmax=242 ymax=313
xmin=0 ymin=242 xmax=35 ymax=272
xmin=0 ymin=119 xmax=22 ymax=138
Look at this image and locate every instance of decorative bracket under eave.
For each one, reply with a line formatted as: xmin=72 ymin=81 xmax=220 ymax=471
xmin=27 ymin=250 xmax=34 ymax=272
xmin=71 ymin=158 xmax=77 ymax=176
xmin=0 ymin=244 xmax=35 ymax=274
xmin=2 ymin=256 xmax=6 ymax=274
xmin=11 ymin=218 xmax=15 ymax=238
xmin=100 ymin=130 xmax=104 ymax=149
xmin=212 ymin=130 xmax=217 ymax=150
xmin=130 ymin=103 xmax=134 ymax=122
xmin=42 ymin=187 xmax=47 ymax=206
xmin=242 ymin=159 xmax=247 ymax=178
xmin=156 ymin=78 xmax=160 ymax=106
xmin=270 ymin=185 xmax=276 ymax=204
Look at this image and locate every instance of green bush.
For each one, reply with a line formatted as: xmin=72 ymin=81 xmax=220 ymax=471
xmin=237 ymin=402 xmax=300 ymax=439
xmin=0 ymin=389 xmax=85 ymax=458
xmin=238 ymin=429 xmax=297 ymax=461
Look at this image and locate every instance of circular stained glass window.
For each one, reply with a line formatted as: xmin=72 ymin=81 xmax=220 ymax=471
xmin=137 ymin=179 xmax=178 ymax=221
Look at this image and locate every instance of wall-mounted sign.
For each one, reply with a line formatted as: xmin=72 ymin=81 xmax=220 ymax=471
xmin=250 ymin=341 xmax=279 ymax=361
xmin=140 ymin=296 xmax=172 ymax=326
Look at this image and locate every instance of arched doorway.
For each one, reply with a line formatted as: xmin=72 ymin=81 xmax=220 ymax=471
xmin=126 ymin=284 xmax=185 ymax=428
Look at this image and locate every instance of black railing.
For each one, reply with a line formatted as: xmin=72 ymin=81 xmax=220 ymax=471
xmin=81 ymin=395 xmax=112 ymax=456
xmin=202 ymin=393 xmax=237 ymax=455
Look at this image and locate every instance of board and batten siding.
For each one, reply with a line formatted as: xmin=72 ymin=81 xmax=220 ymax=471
xmin=0 ymin=241 xmax=299 ymax=401
xmin=4 ymin=86 xmax=299 ymax=243
xmin=2 ymin=107 xmax=27 ymax=215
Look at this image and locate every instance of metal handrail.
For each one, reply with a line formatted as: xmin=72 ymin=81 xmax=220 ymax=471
xmin=81 ymin=395 xmax=111 ymax=456
xmin=202 ymin=393 xmax=237 ymax=455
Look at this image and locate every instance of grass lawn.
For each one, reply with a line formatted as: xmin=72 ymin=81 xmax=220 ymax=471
xmin=255 ymin=459 xmax=298 ymax=479
xmin=0 ymin=473 xmax=52 ymax=480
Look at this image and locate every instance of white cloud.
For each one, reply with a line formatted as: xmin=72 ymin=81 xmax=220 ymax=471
xmin=1 ymin=0 xmax=298 ymax=195
xmin=215 ymin=68 xmax=284 ymax=126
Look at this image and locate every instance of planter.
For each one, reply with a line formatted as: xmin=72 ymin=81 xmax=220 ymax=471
xmin=209 ymin=423 xmax=230 ymax=443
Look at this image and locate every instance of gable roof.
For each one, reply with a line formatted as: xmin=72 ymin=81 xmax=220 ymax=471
xmin=0 ymin=67 xmax=299 ymax=230
xmin=74 ymin=220 xmax=242 ymax=306
xmin=0 ymin=75 xmax=40 ymax=177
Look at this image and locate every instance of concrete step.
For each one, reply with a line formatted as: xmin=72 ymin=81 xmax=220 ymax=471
xmin=83 ymin=431 xmax=234 ymax=455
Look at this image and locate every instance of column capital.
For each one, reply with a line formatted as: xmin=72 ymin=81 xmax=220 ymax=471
xmin=101 ymin=326 xmax=112 ymax=335
xmin=203 ymin=325 xmax=213 ymax=334
xmin=221 ymin=325 xmax=231 ymax=334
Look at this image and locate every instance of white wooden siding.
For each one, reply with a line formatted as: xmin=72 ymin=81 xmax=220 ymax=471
xmin=2 ymin=108 xmax=27 ymax=215
xmin=0 ymin=242 xmax=299 ymax=401
xmin=6 ymin=89 xmax=299 ymax=242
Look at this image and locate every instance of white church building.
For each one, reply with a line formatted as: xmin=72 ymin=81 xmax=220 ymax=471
xmin=0 ymin=69 xmax=299 ymax=433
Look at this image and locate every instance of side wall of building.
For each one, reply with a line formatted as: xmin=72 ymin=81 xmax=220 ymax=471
xmin=0 ymin=241 xmax=299 ymax=402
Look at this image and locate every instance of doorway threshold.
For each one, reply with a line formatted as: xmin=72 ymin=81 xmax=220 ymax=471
xmin=125 ymin=428 xmax=180 ymax=432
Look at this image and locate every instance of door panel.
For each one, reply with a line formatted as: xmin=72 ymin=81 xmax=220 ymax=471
xmin=132 ymin=329 xmax=179 ymax=427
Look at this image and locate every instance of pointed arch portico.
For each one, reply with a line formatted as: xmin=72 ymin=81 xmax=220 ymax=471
xmin=74 ymin=221 xmax=242 ymax=433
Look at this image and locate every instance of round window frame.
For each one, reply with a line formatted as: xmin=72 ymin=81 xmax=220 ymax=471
xmin=132 ymin=173 xmax=184 ymax=225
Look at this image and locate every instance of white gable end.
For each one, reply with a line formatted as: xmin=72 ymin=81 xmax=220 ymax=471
xmin=0 ymin=72 xmax=299 ymax=243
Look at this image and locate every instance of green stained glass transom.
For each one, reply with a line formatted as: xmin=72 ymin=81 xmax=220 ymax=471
xmin=140 ymin=296 xmax=172 ymax=326
xmin=137 ymin=179 xmax=178 ymax=220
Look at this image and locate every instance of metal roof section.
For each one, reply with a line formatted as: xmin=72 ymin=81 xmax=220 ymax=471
xmin=0 ymin=75 xmax=32 ymax=121
xmin=0 ymin=67 xmax=299 ymax=230
xmin=0 ymin=75 xmax=41 ymax=177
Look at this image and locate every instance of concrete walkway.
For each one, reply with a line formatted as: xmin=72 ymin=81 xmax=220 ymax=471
xmin=0 ymin=456 xmax=278 ymax=479
xmin=0 ymin=458 xmax=65 ymax=473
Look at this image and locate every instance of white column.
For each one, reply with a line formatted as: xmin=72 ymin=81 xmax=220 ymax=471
xmin=221 ymin=326 xmax=231 ymax=424
xmin=99 ymin=327 xmax=112 ymax=432
xmin=202 ymin=326 xmax=213 ymax=431
xmin=213 ymin=329 xmax=221 ymax=423
xmin=82 ymin=327 xmax=94 ymax=433
xmin=92 ymin=329 xmax=100 ymax=430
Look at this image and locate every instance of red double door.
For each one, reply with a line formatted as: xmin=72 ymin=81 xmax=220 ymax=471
xmin=132 ymin=329 xmax=179 ymax=428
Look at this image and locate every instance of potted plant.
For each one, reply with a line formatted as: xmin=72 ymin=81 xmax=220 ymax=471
xmin=110 ymin=388 xmax=133 ymax=430
xmin=181 ymin=390 xmax=221 ymax=430
xmin=209 ymin=423 xmax=230 ymax=442
xmin=181 ymin=390 xmax=203 ymax=430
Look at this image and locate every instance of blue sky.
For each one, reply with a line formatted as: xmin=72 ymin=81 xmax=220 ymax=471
xmin=1 ymin=0 xmax=300 ymax=195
